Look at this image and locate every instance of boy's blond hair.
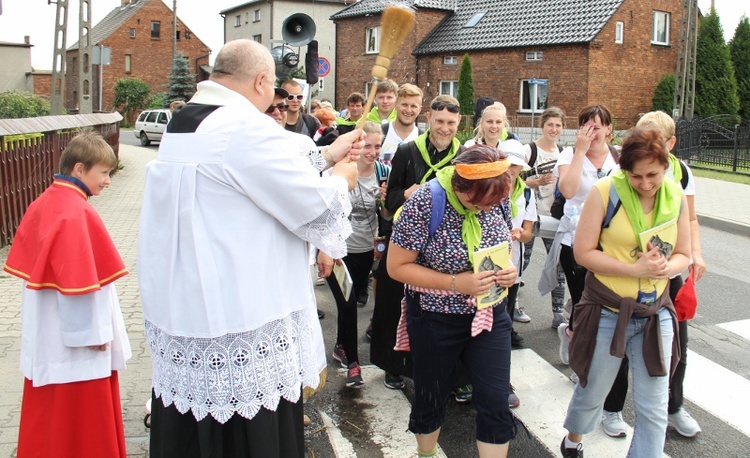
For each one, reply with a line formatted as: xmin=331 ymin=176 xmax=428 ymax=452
xmin=376 ymin=79 xmax=398 ymax=95
xmin=397 ymin=83 xmax=423 ymax=99
xmin=59 ymin=131 xmax=117 ymax=175
xmin=636 ymin=110 xmax=675 ymax=138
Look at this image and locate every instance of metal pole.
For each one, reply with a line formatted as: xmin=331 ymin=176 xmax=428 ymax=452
xmin=172 ymin=0 xmax=177 ymax=62
xmin=98 ymin=45 xmax=103 ymax=111
xmin=530 ymin=83 xmax=536 ymax=143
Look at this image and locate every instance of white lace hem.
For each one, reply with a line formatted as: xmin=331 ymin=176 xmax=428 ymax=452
xmin=145 ymin=308 xmax=323 ymax=424
xmin=293 ymin=177 xmax=352 ymax=258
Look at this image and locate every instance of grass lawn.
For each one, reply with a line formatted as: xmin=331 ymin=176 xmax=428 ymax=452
xmin=691 ymin=167 xmax=750 ymax=185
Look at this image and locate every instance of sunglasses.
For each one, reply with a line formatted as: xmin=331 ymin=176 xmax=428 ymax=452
xmin=286 ymin=94 xmax=304 ymax=101
xmin=431 ymin=101 xmax=460 ymax=113
xmin=265 ymin=103 xmax=288 ymax=114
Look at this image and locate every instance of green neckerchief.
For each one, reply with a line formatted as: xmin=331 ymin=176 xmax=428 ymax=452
xmin=415 ymin=131 xmax=461 ymax=184
xmin=436 ymin=167 xmax=482 ymax=267
xmin=510 ymin=176 xmax=526 ymax=219
xmin=477 ymin=128 xmax=510 ymax=147
xmin=610 ymin=170 xmax=682 ymax=238
xmin=336 ymin=116 xmax=360 ymax=127
xmin=366 ymin=106 xmax=397 ymax=124
xmin=668 ymin=153 xmax=683 ymax=185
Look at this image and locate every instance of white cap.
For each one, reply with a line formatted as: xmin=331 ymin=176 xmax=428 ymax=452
xmin=498 ymin=139 xmax=530 ymax=171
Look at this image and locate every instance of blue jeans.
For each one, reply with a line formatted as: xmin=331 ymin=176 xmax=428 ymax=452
xmin=564 ymin=307 xmax=674 ymax=457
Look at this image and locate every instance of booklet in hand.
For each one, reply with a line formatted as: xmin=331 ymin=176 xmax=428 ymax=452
xmin=332 ymin=261 xmax=354 ymax=301
xmin=473 ymin=242 xmax=510 ymax=309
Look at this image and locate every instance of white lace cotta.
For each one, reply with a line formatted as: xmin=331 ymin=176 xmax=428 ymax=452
xmin=146 ymin=307 xmax=323 ymax=424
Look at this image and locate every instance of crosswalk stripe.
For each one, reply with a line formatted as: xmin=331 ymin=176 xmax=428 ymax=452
xmin=683 ymin=349 xmax=750 ymax=437
xmin=717 ymin=319 xmax=750 ymax=341
xmin=320 ymin=411 xmax=357 ymax=457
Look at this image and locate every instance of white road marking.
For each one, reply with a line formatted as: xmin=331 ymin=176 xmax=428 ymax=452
xmin=717 ymin=319 xmax=750 ymax=341
xmin=320 ymin=411 xmax=357 ymax=458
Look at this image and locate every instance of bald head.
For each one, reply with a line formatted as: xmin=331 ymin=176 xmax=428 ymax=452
xmin=209 ymin=39 xmax=276 ymax=110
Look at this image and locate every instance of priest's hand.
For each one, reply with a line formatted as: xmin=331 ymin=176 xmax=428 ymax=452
xmin=88 ymin=344 xmax=108 ymax=351
xmin=329 ymin=129 xmax=365 ymax=163
xmin=317 ymin=251 xmax=334 ymax=278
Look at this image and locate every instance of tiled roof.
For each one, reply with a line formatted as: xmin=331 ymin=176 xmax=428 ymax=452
xmin=331 ymin=0 xmax=456 ymax=20
xmin=412 ymin=0 xmax=624 ymax=54
xmin=68 ymin=0 xmax=149 ymax=50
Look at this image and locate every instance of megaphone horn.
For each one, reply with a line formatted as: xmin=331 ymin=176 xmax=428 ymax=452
xmin=282 ymin=13 xmax=316 ymax=47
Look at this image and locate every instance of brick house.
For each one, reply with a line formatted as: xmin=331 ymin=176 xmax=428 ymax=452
xmin=332 ymin=0 xmax=683 ymax=129
xmin=66 ymin=0 xmax=211 ymax=114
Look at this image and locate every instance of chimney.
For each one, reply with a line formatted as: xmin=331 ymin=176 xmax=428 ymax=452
xmin=24 ymin=35 xmax=30 ymax=44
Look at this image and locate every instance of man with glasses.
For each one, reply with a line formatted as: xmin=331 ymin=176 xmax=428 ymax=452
xmin=281 ymin=80 xmax=321 ymax=139
xmin=265 ymin=87 xmax=289 ymax=126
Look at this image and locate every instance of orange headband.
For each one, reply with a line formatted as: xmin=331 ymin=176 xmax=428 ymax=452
xmin=454 ymin=159 xmax=511 ymax=180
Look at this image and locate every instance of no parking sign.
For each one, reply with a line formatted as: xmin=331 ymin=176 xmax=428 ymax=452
xmin=318 ymin=57 xmax=331 ymax=77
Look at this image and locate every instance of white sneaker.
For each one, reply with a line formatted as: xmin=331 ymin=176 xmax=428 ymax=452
xmin=569 ymin=372 xmax=579 ymax=384
xmin=601 ymin=411 xmax=628 ymax=438
xmin=669 ymin=408 xmax=701 ymax=437
xmin=315 ymin=276 xmax=325 ymax=286
xmin=514 ymin=303 xmax=531 ymax=323
xmin=558 ymin=323 xmax=570 ymax=365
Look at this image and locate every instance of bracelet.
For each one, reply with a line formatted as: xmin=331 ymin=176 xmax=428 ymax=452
xmin=321 ymin=146 xmax=335 ymax=167
xmin=450 ymin=273 xmax=456 ymax=293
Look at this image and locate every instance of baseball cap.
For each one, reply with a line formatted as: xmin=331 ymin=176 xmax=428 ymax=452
xmin=274 ymin=87 xmax=289 ymax=98
xmin=499 ymin=139 xmax=531 ymax=171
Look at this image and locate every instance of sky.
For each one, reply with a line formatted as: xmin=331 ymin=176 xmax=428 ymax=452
xmin=0 ymin=0 xmax=747 ymax=71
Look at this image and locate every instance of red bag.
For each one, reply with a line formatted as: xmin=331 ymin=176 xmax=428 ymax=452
xmin=674 ymin=270 xmax=698 ymax=321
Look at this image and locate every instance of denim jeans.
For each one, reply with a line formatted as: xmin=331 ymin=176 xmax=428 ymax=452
xmin=564 ymin=307 xmax=674 ymax=457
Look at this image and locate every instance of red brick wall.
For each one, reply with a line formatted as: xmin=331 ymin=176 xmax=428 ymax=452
xmin=65 ymin=0 xmax=211 ymax=113
xmin=32 ymin=73 xmax=52 ymax=99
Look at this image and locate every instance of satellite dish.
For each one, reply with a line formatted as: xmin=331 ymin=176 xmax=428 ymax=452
xmin=271 ymin=45 xmax=299 ymax=78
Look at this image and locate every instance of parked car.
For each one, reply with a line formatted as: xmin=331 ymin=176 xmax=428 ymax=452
xmin=134 ymin=109 xmax=171 ymax=146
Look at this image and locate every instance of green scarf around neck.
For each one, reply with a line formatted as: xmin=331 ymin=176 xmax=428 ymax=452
xmin=415 ymin=132 xmax=461 ymax=184
xmin=366 ymin=106 xmax=397 ymax=123
xmin=668 ymin=153 xmax=682 ymax=185
xmin=436 ymin=167 xmax=482 ymax=266
xmin=610 ymin=169 xmax=682 ymax=239
xmin=510 ymin=176 xmax=526 ymax=219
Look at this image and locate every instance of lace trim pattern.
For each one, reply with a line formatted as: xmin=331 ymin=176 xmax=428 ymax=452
xmin=292 ymin=177 xmax=352 ymax=258
xmin=304 ymin=150 xmax=327 ymax=173
xmin=146 ymin=309 xmax=322 ymax=424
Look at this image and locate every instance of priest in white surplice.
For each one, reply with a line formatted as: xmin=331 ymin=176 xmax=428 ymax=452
xmin=137 ymin=39 xmax=362 ymax=458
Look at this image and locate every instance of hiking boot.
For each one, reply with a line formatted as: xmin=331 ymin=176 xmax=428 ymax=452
xmin=551 ymin=313 xmax=568 ymax=329
xmin=560 ymin=437 xmax=583 ymax=457
xmin=513 ymin=303 xmax=531 ymax=323
xmin=511 ymin=330 xmax=524 ymax=349
xmin=669 ymin=408 xmax=701 ymax=437
xmin=601 ymin=411 xmax=628 ymax=438
xmin=508 ymin=385 xmax=520 ymax=408
xmin=451 ymin=385 xmax=473 ymax=403
xmin=558 ymin=323 xmax=570 ymax=365
xmin=383 ymin=372 xmax=405 ymax=390
xmin=346 ymin=362 xmax=364 ymax=387
xmin=332 ymin=344 xmax=348 ymax=369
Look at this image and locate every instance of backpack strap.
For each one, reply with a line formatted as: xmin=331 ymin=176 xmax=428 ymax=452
xmin=428 ymin=179 xmax=446 ymax=237
xmin=303 ymin=114 xmax=318 ymax=137
xmin=602 ymin=183 xmax=621 ymax=228
xmin=524 ymin=186 xmax=532 ymax=209
xmin=381 ymin=122 xmax=390 ymax=141
xmin=375 ymin=161 xmax=389 ymax=182
xmin=527 ymin=142 xmax=538 ymax=168
xmin=679 ymin=161 xmax=689 ymax=190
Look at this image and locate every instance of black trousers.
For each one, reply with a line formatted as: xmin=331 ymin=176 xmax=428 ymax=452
xmin=603 ymin=276 xmax=689 ymax=414
xmin=559 ymin=244 xmax=588 ymax=331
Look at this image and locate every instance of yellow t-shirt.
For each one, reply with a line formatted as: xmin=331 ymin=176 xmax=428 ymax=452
xmin=593 ymin=179 xmax=669 ymax=301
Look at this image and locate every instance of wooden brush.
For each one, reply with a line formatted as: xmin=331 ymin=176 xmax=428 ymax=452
xmin=356 ymin=4 xmax=416 ymax=130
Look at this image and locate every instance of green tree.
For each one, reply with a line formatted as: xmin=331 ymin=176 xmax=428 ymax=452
xmin=0 ymin=91 xmax=51 ymax=119
xmin=695 ymin=8 xmax=739 ymax=117
xmin=729 ymin=16 xmax=750 ymax=119
xmin=457 ymin=53 xmax=474 ymax=120
xmin=113 ymin=78 xmax=151 ymax=124
xmin=651 ymin=73 xmax=675 ymax=113
xmin=165 ymin=52 xmax=196 ymax=104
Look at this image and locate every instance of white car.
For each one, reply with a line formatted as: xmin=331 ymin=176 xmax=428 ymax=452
xmin=134 ymin=109 xmax=171 ymax=146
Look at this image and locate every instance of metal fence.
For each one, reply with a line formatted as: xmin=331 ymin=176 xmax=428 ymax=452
xmin=675 ymin=115 xmax=750 ymax=174
xmin=0 ymin=113 xmax=122 ymax=248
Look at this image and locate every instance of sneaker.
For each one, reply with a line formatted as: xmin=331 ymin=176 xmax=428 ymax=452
xmin=560 ymin=437 xmax=584 ymax=457
xmin=513 ymin=303 xmax=531 ymax=323
xmin=558 ymin=323 xmax=570 ymax=365
xmin=332 ymin=344 xmax=348 ymax=368
xmin=451 ymin=385 xmax=473 ymax=403
xmin=508 ymin=385 xmax=520 ymax=408
xmin=383 ymin=372 xmax=405 ymax=390
xmin=315 ymin=276 xmax=326 ymax=286
xmin=511 ymin=330 xmax=524 ymax=349
xmin=551 ymin=313 xmax=568 ymax=329
xmin=365 ymin=319 xmax=373 ymax=341
xmin=601 ymin=411 xmax=628 ymax=438
xmin=569 ymin=372 xmax=579 ymax=384
xmin=669 ymin=408 xmax=701 ymax=437
xmin=346 ymin=362 xmax=364 ymax=387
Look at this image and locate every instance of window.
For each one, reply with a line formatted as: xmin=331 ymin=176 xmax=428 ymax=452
xmin=129 ymin=28 xmax=135 ymax=38
xmin=252 ymin=34 xmax=262 ymax=43
xmin=146 ymin=111 xmax=158 ymax=123
xmin=125 ymin=54 xmax=131 ymax=73
xmin=525 ymin=51 xmax=543 ymax=61
xmin=615 ymin=21 xmax=624 ymax=44
xmin=157 ymin=112 xmax=168 ymax=124
xmin=365 ymin=27 xmax=380 ymax=54
xmin=176 ymin=30 xmax=181 ymax=41
xmin=245 ymin=12 xmax=249 ymax=24
xmin=652 ymin=11 xmax=670 ymax=45
xmin=235 ymin=15 xmax=241 ymax=27
xmin=443 ymin=56 xmax=458 ymax=65
xmin=253 ymin=9 xmax=261 ymax=22
xmin=138 ymin=112 xmax=149 ymax=122
xmin=151 ymin=21 xmax=160 ymax=38
xmin=464 ymin=12 xmax=486 ymax=28
xmin=439 ymin=80 xmax=458 ymax=98
xmin=519 ymin=79 xmax=548 ymax=113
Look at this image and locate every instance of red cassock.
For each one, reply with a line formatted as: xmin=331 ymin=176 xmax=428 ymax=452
xmin=5 ymin=179 xmax=129 ymax=458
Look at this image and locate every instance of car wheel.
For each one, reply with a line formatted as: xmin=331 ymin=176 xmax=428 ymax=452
xmin=140 ymin=132 xmax=151 ymax=146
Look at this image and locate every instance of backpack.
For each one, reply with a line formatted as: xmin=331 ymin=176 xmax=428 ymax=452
xmin=375 ymin=160 xmax=389 ymax=184
xmin=526 ymin=142 xmax=563 ymax=168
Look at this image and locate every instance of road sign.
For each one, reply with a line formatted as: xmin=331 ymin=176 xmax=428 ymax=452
xmin=529 ymin=78 xmax=547 ymax=85
xmin=318 ymin=57 xmax=331 ymax=77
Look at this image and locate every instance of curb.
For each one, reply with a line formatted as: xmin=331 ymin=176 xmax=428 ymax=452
xmin=697 ymin=214 xmax=750 ymax=238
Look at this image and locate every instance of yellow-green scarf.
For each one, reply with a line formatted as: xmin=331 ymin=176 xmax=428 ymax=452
xmin=610 ymin=170 xmax=682 ymax=238
xmin=436 ymin=167 xmax=482 ymax=266
xmin=366 ymin=106 xmax=397 ymax=124
xmin=510 ymin=176 xmax=526 ymax=219
xmin=668 ymin=153 xmax=683 ymax=185
xmin=415 ymin=132 xmax=461 ymax=184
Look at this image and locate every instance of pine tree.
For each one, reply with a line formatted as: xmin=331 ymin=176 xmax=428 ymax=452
xmin=457 ymin=53 xmax=474 ymax=117
xmin=729 ymin=16 xmax=750 ymax=120
xmin=695 ymin=8 xmax=739 ymax=117
xmin=651 ymin=73 xmax=675 ymax=113
xmin=165 ymin=52 xmax=196 ymax=104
